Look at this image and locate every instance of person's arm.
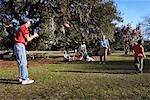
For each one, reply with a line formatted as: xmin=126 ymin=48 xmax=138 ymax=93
xmin=141 ymin=46 xmax=146 ymax=58
xmin=132 ymin=48 xmax=135 ymax=55
xmin=107 ymin=40 xmax=110 ymax=49
xmin=131 ymin=45 xmax=134 ymax=53
xmin=25 ymin=32 xmax=39 ymax=42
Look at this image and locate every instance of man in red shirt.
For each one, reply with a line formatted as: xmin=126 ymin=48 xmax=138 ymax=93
xmin=132 ymin=40 xmax=146 ymax=73
xmin=14 ymin=20 xmax=39 ymax=84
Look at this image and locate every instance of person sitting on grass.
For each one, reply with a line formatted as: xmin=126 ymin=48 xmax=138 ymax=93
xmin=132 ymin=39 xmax=146 ymax=73
xmin=82 ymin=49 xmax=95 ymax=62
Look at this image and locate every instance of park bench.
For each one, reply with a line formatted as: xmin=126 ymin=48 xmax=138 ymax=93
xmin=27 ymin=52 xmax=49 ymax=60
xmin=0 ymin=51 xmax=14 ymax=60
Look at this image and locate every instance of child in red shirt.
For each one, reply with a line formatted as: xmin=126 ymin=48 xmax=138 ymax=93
xmin=132 ymin=40 xmax=146 ymax=73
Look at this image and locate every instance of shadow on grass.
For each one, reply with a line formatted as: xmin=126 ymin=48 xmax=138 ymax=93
xmin=0 ymin=79 xmax=20 ymax=84
xmin=52 ymin=60 xmax=136 ymax=74
xmin=112 ymin=54 xmax=133 ymax=57
xmin=53 ymin=70 xmax=137 ymax=74
xmin=53 ymin=59 xmax=150 ymax=74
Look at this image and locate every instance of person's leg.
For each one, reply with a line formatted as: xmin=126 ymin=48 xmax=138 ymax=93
xmin=134 ymin=57 xmax=140 ymax=72
xmin=103 ymin=49 xmax=108 ymax=63
xmin=83 ymin=50 xmax=88 ymax=62
xmin=21 ymin=44 xmax=28 ymax=80
xmin=100 ymin=56 xmax=102 ymax=63
xmin=14 ymin=43 xmax=22 ymax=79
xmin=99 ymin=48 xmax=103 ymax=63
xmin=139 ymin=57 xmax=144 ymax=72
xmin=83 ymin=55 xmax=87 ymax=61
xmin=14 ymin=43 xmax=28 ymax=80
xmin=102 ymin=56 xmax=104 ymax=63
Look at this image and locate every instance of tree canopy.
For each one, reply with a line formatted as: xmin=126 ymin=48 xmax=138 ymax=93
xmin=0 ymin=0 xmax=122 ymax=51
xmin=114 ymin=23 xmax=143 ymax=54
xmin=142 ymin=16 xmax=150 ymax=40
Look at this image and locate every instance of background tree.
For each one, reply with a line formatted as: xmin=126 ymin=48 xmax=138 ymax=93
xmin=142 ymin=16 xmax=150 ymax=40
xmin=114 ymin=23 xmax=143 ymax=54
xmin=0 ymin=0 xmax=122 ymax=53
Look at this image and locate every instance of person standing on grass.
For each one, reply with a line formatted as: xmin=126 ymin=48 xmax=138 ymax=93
xmin=14 ymin=20 xmax=39 ymax=84
xmin=99 ymin=35 xmax=110 ymax=64
xmin=132 ymin=39 xmax=146 ymax=73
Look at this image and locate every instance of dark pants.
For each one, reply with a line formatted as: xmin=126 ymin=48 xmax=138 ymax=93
xmin=134 ymin=56 xmax=144 ymax=72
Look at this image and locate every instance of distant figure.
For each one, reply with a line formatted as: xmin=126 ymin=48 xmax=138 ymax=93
xmin=82 ymin=47 xmax=95 ymax=62
xmin=80 ymin=41 xmax=87 ymax=52
xmin=64 ymin=50 xmax=70 ymax=62
xmin=14 ymin=20 xmax=39 ymax=84
xmin=132 ymin=40 xmax=146 ymax=73
xmin=84 ymin=48 xmax=95 ymax=62
xmin=99 ymin=35 xmax=110 ymax=64
xmin=80 ymin=41 xmax=89 ymax=62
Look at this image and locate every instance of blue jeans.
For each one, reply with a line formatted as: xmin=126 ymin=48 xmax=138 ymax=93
xmin=14 ymin=43 xmax=28 ymax=80
xmin=83 ymin=50 xmax=88 ymax=61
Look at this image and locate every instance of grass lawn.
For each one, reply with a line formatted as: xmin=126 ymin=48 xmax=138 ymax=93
xmin=0 ymin=52 xmax=150 ymax=99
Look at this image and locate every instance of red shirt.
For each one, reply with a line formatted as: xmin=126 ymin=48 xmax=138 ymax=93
xmin=14 ymin=24 xmax=28 ymax=45
xmin=132 ymin=43 xmax=144 ymax=57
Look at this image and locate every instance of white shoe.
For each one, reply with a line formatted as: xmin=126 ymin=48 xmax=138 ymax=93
xmin=99 ymin=62 xmax=102 ymax=64
xmin=103 ymin=62 xmax=106 ymax=64
xmin=19 ymin=78 xmax=29 ymax=82
xmin=19 ymin=79 xmax=22 ymax=82
xmin=22 ymin=79 xmax=34 ymax=85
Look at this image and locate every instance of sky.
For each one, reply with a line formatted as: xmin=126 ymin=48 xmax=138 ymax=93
xmin=114 ymin=0 xmax=150 ymax=29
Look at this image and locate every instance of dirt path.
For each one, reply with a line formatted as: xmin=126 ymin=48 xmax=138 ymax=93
xmin=0 ymin=57 xmax=64 ymax=68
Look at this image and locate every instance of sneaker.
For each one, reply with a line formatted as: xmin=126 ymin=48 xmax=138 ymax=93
xmin=22 ymin=79 xmax=34 ymax=85
xmin=19 ymin=78 xmax=29 ymax=82
xmin=19 ymin=78 xmax=22 ymax=82
xmin=138 ymin=70 xmax=143 ymax=74
xmin=99 ymin=62 xmax=102 ymax=64
xmin=102 ymin=62 xmax=106 ymax=64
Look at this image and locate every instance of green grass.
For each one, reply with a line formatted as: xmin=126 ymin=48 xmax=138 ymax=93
xmin=0 ymin=52 xmax=150 ymax=99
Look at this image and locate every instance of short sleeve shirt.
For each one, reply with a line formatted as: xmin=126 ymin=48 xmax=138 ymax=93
xmin=81 ymin=44 xmax=86 ymax=51
xmin=132 ymin=44 xmax=144 ymax=57
xmin=99 ymin=39 xmax=109 ymax=48
xmin=14 ymin=24 xmax=28 ymax=45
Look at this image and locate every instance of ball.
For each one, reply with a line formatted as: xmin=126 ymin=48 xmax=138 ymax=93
xmin=64 ymin=23 xmax=70 ymax=28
